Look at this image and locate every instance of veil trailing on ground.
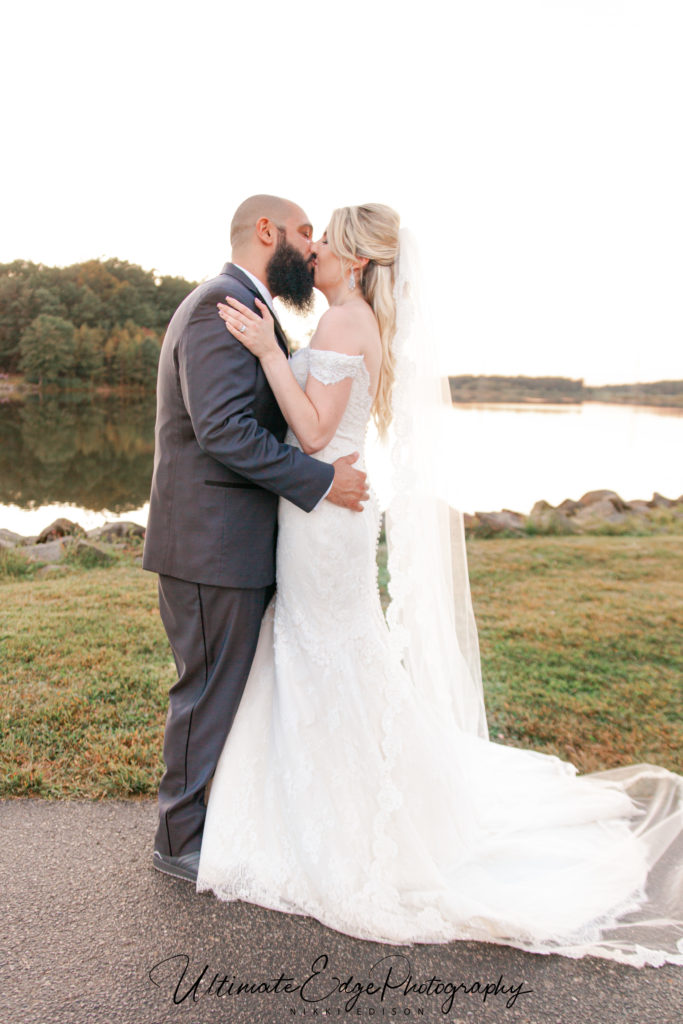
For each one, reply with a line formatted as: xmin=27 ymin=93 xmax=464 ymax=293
xmin=383 ymin=228 xmax=488 ymax=739
xmin=379 ymin=231 xmax=683 ymax=965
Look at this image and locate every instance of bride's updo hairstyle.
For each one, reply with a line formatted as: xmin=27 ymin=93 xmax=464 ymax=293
xmin=326 ymin=203 xmax=400 ymax=439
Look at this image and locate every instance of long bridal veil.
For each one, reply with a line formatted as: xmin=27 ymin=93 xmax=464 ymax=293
xmin=384 ymin=228 xmax=487 ymax=739
xmin=379 ymin=228 xmax=683 ymax=967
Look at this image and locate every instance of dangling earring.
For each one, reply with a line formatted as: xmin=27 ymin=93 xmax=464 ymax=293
xmin=348 ymin=268 xmax=356 ymax=290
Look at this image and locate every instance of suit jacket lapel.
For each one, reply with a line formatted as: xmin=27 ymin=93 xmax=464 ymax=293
xmin=221 ymin=263 xmax=290 ymax=356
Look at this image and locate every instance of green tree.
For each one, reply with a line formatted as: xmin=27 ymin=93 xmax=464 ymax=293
xmin=73 ymin=324 xmax=105 ymax=382
xmin=1 ymin=257 xmax=195 ymax=379
xmin=104 ymin=321 xmax=160 ymax=388
xmin=18 ymin=314 xmax=76 ymax=386
xmin=154 ymin=275 xmax=195 ymax=327
xmin=0 ymin=264 xmax=35 ymax=371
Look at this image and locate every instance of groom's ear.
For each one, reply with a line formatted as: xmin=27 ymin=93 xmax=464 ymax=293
xmin=255 ymin=217 xmax=278 ymax=247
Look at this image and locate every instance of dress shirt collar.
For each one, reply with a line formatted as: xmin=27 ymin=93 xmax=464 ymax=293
xmin=232 ymin=265 xmax=275 ymax=311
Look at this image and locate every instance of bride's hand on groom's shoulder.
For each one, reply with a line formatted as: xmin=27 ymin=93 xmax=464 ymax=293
xmin=218 ymin=296 xmax=280 ymax=362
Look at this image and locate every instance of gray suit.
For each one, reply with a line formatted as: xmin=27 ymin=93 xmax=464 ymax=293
xmin=143 ymin=263 xmax=333 ymax=857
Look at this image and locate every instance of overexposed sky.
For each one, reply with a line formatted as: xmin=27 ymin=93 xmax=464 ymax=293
xmin=1 ymin=0 xmax=681 ymax=383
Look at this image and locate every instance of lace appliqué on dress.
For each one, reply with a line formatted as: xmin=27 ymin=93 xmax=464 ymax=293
xmin=197 ymin=345 xmax=683 ymax=966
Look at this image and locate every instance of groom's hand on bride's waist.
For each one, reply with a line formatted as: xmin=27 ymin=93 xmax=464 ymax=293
xmin=326 ymin=452 xmax=368 ymax=512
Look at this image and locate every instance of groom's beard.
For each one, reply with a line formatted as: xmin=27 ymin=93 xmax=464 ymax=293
xmin=266 ymin=238 xmax=315 ymax=314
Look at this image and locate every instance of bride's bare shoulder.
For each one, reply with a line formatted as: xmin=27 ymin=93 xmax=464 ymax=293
xmin=311 ymin=302 xmax=380 ymax=358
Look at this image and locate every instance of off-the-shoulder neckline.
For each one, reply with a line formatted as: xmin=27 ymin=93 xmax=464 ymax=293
xmin=296 ymin=346 xmax=369 ymax=374
xmin=293 ymin=345 xmax=372 ymax=395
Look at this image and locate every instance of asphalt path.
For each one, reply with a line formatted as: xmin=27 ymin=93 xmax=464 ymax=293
xmin=2 ymin=799 xmax=681 ymax=1024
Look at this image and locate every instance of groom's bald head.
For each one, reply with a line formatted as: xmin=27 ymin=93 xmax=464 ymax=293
xmin=230 ymin=194 xmax=304 ymax=249
xmin=228 ymin=194 xmax=315 ymax=309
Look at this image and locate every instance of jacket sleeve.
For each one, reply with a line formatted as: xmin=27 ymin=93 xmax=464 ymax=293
xmin=177 ymin=285 xmax=334 ymax=512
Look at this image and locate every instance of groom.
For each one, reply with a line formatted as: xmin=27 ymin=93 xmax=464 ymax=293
xmin=143 ymin=195 xmax=368 ymax=882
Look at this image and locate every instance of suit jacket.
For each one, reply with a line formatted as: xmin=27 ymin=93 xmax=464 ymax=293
xmin=142 ymin=263 xmax=333 ymax=587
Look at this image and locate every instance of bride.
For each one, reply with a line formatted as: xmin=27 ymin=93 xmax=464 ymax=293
xmin=197 ymin=203 xmax=683 ymax=967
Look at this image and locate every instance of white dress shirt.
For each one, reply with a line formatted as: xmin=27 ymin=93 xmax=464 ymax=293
xmin=232 ymin=264 xmax=275 ymax=312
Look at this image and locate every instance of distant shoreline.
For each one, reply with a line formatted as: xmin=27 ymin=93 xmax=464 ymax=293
xmin=2 ymin=372 xmax=683 ymax=409
xmin=448 ymin=375 xmax=683 ymax=409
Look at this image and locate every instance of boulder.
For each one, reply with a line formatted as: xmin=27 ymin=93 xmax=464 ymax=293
xmin=573 ymin=498 xmax=628 ymax=527
xmin=474 ymin=510 xmax=526 ymax=536
xmin=528 ymin=504 xmax=577 ymax=534
xmin=649 ymin=492 xmax=676 ymax=509
xmin=501 ymin=509 xmax=527 ymax=529
xmin=36 ymin=518 xmax=85 ymax=544
xmin=578 ymin=490 xmax=628 ymax=512
xmin=71 ymin=541 xmax=115 ymax=566
xmin=21 ymin=538 xmax=74 ymax=564
xmin=625 ymin=500 xmax=652 ymax=516
xmin=87 ymin=521 xmax=145 ymax=542
xmin=557 ymin=498 xmax=582 ymax=516
xmin=530 ymin=500 xmax=555 ymax=517
xmin=0 ymin=529 xmax=23 ymax=546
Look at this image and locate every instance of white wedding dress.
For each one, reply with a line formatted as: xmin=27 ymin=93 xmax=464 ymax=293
xmin=197 ymin=346 xmax=683 ymax=967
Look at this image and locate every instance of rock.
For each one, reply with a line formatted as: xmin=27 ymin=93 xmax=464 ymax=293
xmin=87 ymin=521 xmax=145 ymax=542
xmin=573 ymin=498 xmax=628 ymax=527
xmin=557 ymin=498 xmax=582 ymax=516
xmin=71 ymin=541 xmax=115 ymax=566
xmin=36 ymin=518 xmax=85 ymax=544
xmin=21 ymin=538 xmax=73 ymax=563
xmin=530 ymin=500 xmax=555 ymax=517
xmin=625 ymin=500 xmax=652 ymax=516
xmin=474 ymin=510 xmax=526 ymax=536
xmin=528 ymin=505 xmax=578 ymax=534
xmin=462 ymin=513 xmax=481 ymax=532
xmin=649 ymin=492 xmax=676 ymax=509
xmin=0 ymin=529 xmax=22 ymax=546
xmin=501 ymin=509 xmax=527 ymax=528
xmin=578 ymin=490 xmax=628 ymax=512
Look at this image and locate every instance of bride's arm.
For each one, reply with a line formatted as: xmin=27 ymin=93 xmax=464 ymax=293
xmin=219 ymin=297 xmax=359 ymax=454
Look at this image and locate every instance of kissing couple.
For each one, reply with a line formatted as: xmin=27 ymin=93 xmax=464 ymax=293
xmin=143 ymin=195 xmax=683 ymax=966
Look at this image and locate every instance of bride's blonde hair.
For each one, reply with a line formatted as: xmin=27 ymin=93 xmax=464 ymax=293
xmin=326 ymin=203 xmax=400 ymax=439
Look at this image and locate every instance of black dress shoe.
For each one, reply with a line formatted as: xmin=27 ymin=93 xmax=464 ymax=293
xmin=153 ymin=849 xmax=200 ymax=882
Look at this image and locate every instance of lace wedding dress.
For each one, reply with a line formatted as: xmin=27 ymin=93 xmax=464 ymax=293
xmin=197 ymin=346 xmax=683 ymax=967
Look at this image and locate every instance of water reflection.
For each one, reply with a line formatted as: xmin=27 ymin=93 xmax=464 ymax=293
xmin=1 ymin=396 xmax=681 ymax=536
xmin=0 ymin=393 xmax=155 ymax=514
xmin=444 ymin=402 xmax=683 ymax=514
xmin=368 ymin=402 xmax=683 ymax=515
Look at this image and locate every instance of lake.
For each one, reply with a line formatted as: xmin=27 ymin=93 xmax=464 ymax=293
xmin=1 ymin=395 xmax=681 ymax=536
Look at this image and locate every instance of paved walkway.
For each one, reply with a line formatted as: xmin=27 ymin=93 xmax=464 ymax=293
xmin=2 ymin=799 xmax=681 ymax=1024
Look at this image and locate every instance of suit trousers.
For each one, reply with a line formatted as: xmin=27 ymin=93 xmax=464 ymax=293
xmin=155 ymin=573 xmax=273 ymax=857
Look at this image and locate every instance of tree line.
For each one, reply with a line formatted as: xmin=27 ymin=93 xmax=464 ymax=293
xmin=0 ymin=259 xmax=197 ymax=388
xmin=448 ymin=375 xmax=683 ymax=407
xmin=448 ymin=375 xmax=585 ymax=403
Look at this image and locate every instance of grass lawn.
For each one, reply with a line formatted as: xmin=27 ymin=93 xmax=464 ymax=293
xmin=1 ymin=534 xmax=681 ymax=797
